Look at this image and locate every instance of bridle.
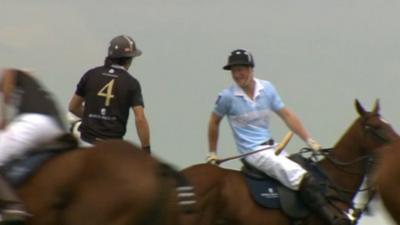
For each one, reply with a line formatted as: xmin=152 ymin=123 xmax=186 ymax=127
xmin=322 ymin=113 xmax=391 ymax=176
xmin=303 ymin=113 xmax=393 ymax=222
xmin=360 ymin=113 xmax=391 ymax=143
xmin=316 ymin=113 xmax=390 ymax=188
xmin=299 ymin=146 xmax=373 ymax=224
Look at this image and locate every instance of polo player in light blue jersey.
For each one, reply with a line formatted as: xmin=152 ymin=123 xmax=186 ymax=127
xmin=207 ymin=49 xmax=351 ymax=225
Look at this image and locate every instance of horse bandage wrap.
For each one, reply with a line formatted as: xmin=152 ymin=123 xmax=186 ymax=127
xmin=176 ymin=186 xmax=196 ymax=213
xmin=157 ymin=162 xmax=197 ymax=213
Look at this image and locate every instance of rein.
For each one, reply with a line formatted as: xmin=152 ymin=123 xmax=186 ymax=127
xmin=310 ymin=112 xmax=391 ymax=190
xmin=215 ymin=146 xmax=275 ymax=165
xmin=301 ymin=148 xmax=375 ymax=193
xmin=300 ymin=148 xmax=376 ymax=223
xmin=216 ymin=131 xmax=293 ymax=165
xmin=318 ymin=149 xmax=373 ymax=176
xmin=306 ymin=113 xmax=392 ymax=223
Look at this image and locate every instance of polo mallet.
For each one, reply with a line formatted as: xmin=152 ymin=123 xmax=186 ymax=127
xmin=215 ymin=131 xmax=294 ymax=165
xmin=273 ymin=131 xmax=294 ymax=155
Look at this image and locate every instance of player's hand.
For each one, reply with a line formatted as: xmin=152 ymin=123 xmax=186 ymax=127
xmin=306 ymin=138 xmax=321 ymax=151
xmin=206 ymin=151 xmax=218 ymax=165
xmin=142 ymin=145 xmax=151 ymax=154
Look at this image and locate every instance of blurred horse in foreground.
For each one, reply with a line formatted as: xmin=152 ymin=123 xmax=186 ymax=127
xmin=5 ymin=139 xmax=186 ymax=225
xmin=180 ymin=100 xmax=398 ymax=225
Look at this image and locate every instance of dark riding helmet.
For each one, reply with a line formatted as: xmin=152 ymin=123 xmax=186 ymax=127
xmin=223 ymin=49 xmax=255 ymax=70
xmin=107 ymin=35 xmax=142 ymax=59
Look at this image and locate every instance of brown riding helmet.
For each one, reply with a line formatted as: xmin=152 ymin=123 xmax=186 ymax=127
xmin=107 ymin=35 xmax=142 ymax=59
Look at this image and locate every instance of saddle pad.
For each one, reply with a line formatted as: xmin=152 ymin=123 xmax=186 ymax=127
xmin=244 ymin=174 xmax=281 ymax=208
xmin=244 ymin=173 xmax=310 ymax=219
xmin=0 ymin=151 xmax=58 ymax=187
xmin=242 ymin=153 xmax=329 ymax=219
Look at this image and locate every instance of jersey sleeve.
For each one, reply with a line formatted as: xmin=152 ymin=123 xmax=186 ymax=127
xmin=213 ymin=92 xmax=230 ymax=118
xmin=75 ymin=72 xmax=88 ymax=97
xmin=268 ymin=83 xmax=285 ymax=112
xmin=130 ymin=79 xmax=144 ymax=107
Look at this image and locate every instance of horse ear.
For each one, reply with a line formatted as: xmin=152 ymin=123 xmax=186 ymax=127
xmin=355 ymin=99 xmax=366 ymax=116
xmin=372 ymin=99 xmax=380 ymax=113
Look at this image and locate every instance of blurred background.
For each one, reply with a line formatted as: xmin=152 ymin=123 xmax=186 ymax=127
xmin=1 ymin=1 xmax=399 ymax=223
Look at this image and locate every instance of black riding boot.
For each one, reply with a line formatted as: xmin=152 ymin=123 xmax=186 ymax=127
xmin=0 ymin=175 xmax=28 ymax=224
xmin=299 ymin=173 xmax=352 ymax=225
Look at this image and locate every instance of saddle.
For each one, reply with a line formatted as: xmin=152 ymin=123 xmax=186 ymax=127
xmin=0 ymin=133 xmax=79 ymax=187
xmin=241 ymin=152 xmax=328 ymax=219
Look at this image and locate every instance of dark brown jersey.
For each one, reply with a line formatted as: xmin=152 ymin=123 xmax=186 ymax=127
xmin=75 ymin=65 xmax=144 ymax=142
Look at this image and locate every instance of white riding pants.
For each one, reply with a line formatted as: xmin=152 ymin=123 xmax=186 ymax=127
xmin=245 ymin=144 xmax=307 ymax=190
xmin=70 ymin=120 xmax=93 ymax=147
xmin=78 ymin=138 xmax=94 ymax=148
xmin=0 ymin=113 xmax=64 ymax=165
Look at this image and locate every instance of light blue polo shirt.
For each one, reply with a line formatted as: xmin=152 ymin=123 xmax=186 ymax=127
xmin=213 ymin=78 xmax=285 ymax=153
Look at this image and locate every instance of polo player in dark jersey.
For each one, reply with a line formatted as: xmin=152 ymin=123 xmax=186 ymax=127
xmin=68 ymin=35 xmax=151 ymax=154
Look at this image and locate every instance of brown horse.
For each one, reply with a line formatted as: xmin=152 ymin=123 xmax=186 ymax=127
xmin=376 ymin=139 xmax=400 ymax=224
xmin=12 ymin=140 xmax=181 ymax=225
xmin=180 ymin=100 xmax=398 ymax=225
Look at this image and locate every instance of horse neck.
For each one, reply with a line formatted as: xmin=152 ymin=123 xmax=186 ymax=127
xmin=320 ymin=127 xmax=366 ymax=194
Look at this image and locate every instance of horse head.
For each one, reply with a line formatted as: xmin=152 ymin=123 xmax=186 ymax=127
xmin=352 ymin=99 xmax=399 ymax=154
xmin=323 ymin=99 xmax=398 ymax=208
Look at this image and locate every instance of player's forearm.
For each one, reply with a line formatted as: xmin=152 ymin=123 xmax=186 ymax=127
xmin=135 ymin=117 xmax=150 ymax=148
xmin=208 ymin=115 xmax=220 ymax=152
xmin=284 ymin=115 xmax=310 ymax=142
xmin=69 ymin=106 xmax=84 ymax=118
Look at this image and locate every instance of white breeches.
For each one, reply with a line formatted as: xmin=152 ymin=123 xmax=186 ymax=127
xmin=70 ymin=120 xmax=93 ymax=147
xmin=245 ymin=144 xmax=307 ymax=190
xmin=0 ymin=114 xmax=64 ymax=165
xmin=78 ymin=139 xmax=94 ymax=148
